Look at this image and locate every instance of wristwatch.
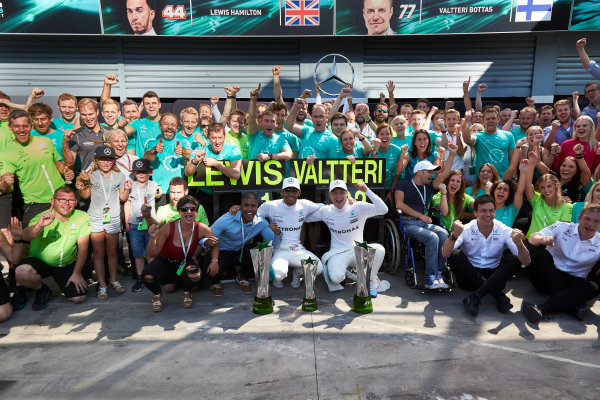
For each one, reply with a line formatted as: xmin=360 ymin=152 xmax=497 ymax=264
xmin=449 ymin=233 xmax=458 ymax=241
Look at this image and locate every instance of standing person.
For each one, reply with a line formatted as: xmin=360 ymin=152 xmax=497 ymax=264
xmin=177 ymin=107 xmax=203 ymax=157
xmin=0 ymin=110 xmax=71 ymax=226
xmin=76 ymin=146 xmax=131 ymax=300
xmin=442 ymin=195 xmax=530 ymax=316
xmin=370 ymin=123 xmax=408 ymax=191
xmin=523 ymin=204 xmax=600 ymax=324
xmin=286 ymin=97 xmax=338 ymax=160
xmin=256 ymin=178 xmax=323 ymax=289
xmin=225 ymin=110 xmax=250 ymax=159
xmin=51 ymin=93 xmax=78 ymax=136
xmin=326 ymin=128 xmax=373 ymax=161
xmin=124 ymin=158 xmax=158 ymax=292
xmin=121 ymin=91 xmax=162 ymax=158
xmin=576 ymin=38 xmax=600 ymax=79
xmin=404 ymin=129 xmax=439 ymax=181
xmin=107 ymin=129 xmax=139 ymax=179
xmin=543 ymin=99 xmax=575 ymax=147
xmin=579 ymin=82 xmax=600 ymax=127
xmin=29 ymin=103 xmax=64 ymax=160
xmin=552 ymin=115 xmax=600 ymax=173
xmin=0 ymin=218 xmax=23 ymax=321
xmin=12 ymin=188 xmax=89 ymax=311
xmin=395 ymin=144 xmax=458 ymax=289
xmin=143 ymin=196 xmax=216 ymax=311
xmin=466 ymin=163 xmax=499 ymax=199
xmin=306 ymin=180 xmax=389 ymax=296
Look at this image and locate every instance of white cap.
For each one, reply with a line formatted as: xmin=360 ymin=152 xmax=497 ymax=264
xmin=413 ymin=160 xmax=441 ymax=174
xmin=329 ymin=180 xmax=348 ymax=192
xmin=282 ymin=177 xmax=300 ymax=190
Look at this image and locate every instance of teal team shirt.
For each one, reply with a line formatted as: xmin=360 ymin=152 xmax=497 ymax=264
xmin=299 ymin=125 xmax=338 ymax=159
xmin=177 ymin=129 xmax=205 ymax=155
xmin=494 ymin=203 xmax=519 ymax=228
xmin=31 ymin=129 xmax=64 ymax=161
xmin=130 ymin=118 xmax=161 ymax=158
xmin=145 ymin=136 xmax=191 ymax=194
xmin=50 ymin=118 xmax=74 ymax=135
xmin=375 ymin=143 xmax=402 ymax=190
xmin=192 ymin=142 xmax=242 ymax=194
xmin=405 ymin=152 xmax=438 ymax=181
xmin=472 ymin=130 xmax=515 ymax=177
xmin=248 ymin=130 xmax=290 ymax=159
xmin=510 ymin=127 xmax=527 ymax=143
xmin=391 ymin=135 xmax=412 ymax=151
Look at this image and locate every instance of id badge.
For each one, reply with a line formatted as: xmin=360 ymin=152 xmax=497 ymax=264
xmin=138 ymin=218 xmax=148 ymax=230
xmin=102 ymin=207 xmax=112 ymax=223
xmin=176 ymin=261 xmax=186 ymax=276
xmin=469 ymin=165 xmax=476 ymax=175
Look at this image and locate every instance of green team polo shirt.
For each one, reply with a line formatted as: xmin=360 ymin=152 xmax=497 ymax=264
xmin=526 ymin=192 xmax=573 ymax=238
xmin=225 ymin=130 xmax=250 ymax=159
xmin=432 ymin=192 xmax=474 ymax=232
xmin=156 ymin=203 xmax=210 ymax=226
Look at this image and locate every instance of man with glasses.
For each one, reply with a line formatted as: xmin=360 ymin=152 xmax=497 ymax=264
xmin=373 ymin=103 xmax=389 ymax=125
xmin=580 ymin=83 xmax=600 ymax=128
xmin=11 ymin=187 xmax=90 ymax=311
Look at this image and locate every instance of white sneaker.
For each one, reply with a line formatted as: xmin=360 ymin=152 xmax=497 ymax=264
xmin=371 ymin=278 xmax=391 ymax=293
xmin=436 ymin=273 xmax=449 ymax=289
xmin=345 ymin=267 xmax=357 ymax=281
xmin=272 ymin=279 xmax=284 ymax=289
xmin=291 ymin=268 xmax=302 ymax=289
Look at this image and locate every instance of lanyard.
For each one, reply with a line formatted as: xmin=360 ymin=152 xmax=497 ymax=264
xmin=41 ymin=165 xmax=55 ymax=194
xmin=177 ymin=220 xmax=195 ymax=260
xmin=411 ymin=179 xmax=428 ymax=215
xmin=99 ymin=172 xmax=113 ymax=206
xmin=116 ymin=155 xmax=131 ymax=171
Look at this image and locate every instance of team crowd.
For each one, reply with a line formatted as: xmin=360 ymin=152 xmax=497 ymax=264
xmin=0 ymin=38 xmax=600 ymax=326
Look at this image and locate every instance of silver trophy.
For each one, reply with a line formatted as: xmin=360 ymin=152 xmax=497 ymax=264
xmin=301 ymin=257 xmax=319 ymax=312
xmin=250 ymin=241 xmax=274 ymax=315
xmin=352 ymin=241 xmax=375 ymax=314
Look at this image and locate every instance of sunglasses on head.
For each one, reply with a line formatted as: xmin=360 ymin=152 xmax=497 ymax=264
xmin=377 ymin=108 xmax=388 ymax=113
xmin=179 ymin=206 xmax=198 ymax=213
xmin=284 ymin=188 xmax=299 ymax=193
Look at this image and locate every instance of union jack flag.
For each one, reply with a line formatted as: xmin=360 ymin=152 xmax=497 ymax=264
xmin=285 ymin=0 xmax=320 ymax=26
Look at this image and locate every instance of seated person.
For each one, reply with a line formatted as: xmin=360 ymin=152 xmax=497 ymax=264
xmin=395 ymin=144 xmax=457 ymax=289
xmin=203 ymin=192 xmax=276 ymax=295
xmin=12 ymin=187 xmax=90 ymax=311
xmin=306 ymin=180 xmax=389 ymax=296
xmin=442 ymin=195 xmax=530 ymax=316
xmin=0 ymin=218 xmax=23 ymax=322
xmin=143 ymin=196 xmax=215 ymax=312
xmin=522 ymin=204 xmax=600 ymax=324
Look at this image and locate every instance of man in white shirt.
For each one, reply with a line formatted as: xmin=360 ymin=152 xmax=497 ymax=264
xmin=257 ymin=178 xmax=323 ymax=289
xmin=442 ymin=195 xmax=530 ymax=316
xmin=523 ymin=204 xmax=600 ymax=324
xmin=306 ymin=180 xmax=389 ymax=296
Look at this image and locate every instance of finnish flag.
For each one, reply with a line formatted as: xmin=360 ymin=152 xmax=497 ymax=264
xmin=514 ymin=0 xmax=553 ymax=22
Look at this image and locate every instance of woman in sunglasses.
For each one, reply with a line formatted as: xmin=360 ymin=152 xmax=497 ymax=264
xmin=143 ymin=196 xmax=217 ymax=312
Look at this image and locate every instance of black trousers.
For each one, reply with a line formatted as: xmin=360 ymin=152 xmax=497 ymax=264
xmin=529 ymin=248 xmax=600 ymax=314
xmin=449 ymin=249 xmax=521 ymax=296
xmin=142 ymin=256 xmax=200 ymax=295
xmin=216 ymin=248 xmax=254 ymax=280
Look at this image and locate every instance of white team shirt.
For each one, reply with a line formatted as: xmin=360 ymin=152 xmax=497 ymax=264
xmin=453 ymin=219 xmax=519 ymax=269
xmin=258 ymin=199 xmax=322 ymax=246
xmin=538 ymin=222 xmax=600 ymax=278
xmin=306 ymin=189 xmax=387 ymax=249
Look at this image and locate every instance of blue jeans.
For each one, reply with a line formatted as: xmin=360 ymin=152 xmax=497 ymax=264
xmin=129 ymin=225 xmax=150 ymax=259
xmin=403 ymin=219 xmax=448 ymax=275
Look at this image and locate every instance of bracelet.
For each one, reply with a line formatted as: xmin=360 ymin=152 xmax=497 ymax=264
xmin=191 ymin=159 xmax=199 ymax=166
xmin=439 ymin=159 xmax=446 ymax=163
xmin=226 ymin=96 xmax=235 ymax=99
xmin=449 ymin=234 xmax=458 ymax=241
xmin=358 ymin=136 xmax=366 ymax=141
xmin=575 ymin=154 xmax=584 ymax=159
xmin=13 ymin=239 xmax=24 ymax=243
xmin=268 ymin=153 xmax=273 ymax=160
xmin=365 ymin=118 xmax=371 ymax=123
xmin=441 ymin=192 xmax=447 ymax=196
xmin=211 ymin=259 xmax=219 ymax=263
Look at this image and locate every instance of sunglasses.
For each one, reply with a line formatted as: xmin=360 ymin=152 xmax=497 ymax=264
xmin=284 ymin=188 xmax=299 ymax=193
xmin=376 ymin=109 xmax=388 ymax=113
xmin=179 ymin=206 xmax=198 ymax=213
xmin=201 ymin=124 xmax=209 ymax=129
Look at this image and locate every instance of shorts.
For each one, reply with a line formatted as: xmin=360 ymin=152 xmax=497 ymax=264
xmin=0 ymin=193 xmax=11 ymax=229
xmin=17 ymin=257 xmax=88 ymax=298
xmin=90 ymin=215 xmax=121 ymax=234
xmin=0 ymin=274 xmax=10 ymax=306
xmin=23 ymin=202 xmax=51 ymax=227
xmin=129 ymin=225 xmax=150 ymax=259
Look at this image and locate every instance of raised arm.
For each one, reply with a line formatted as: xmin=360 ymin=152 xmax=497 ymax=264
xmin=285 ymin=97 xmax=307 ymax=137
xmin=329 ymin=84 xmax=352 ymax=123
xmin=222 ymin=85 xmax=240 ymax=124
xmin=573 ymin=143 xmax=592 ymax=186
xmin=475 ymin=83 xmax=486 ymax=112
xmin=386 ymin=80 xmax=396 ymax=110
xmin=576 ymin=38 xmax=592 ymax=69
xmin=272 ymin=66 xmax=284 ymax=104
xmin=100 ymin=74 xmax=119 ymax=103
xmin=433 ymin=143 xmax=457 ymax=188
xmin=502 ymin=109 xmax=517 ymax=131
xmin=247 ymin=83 xmax=261 ymax=136
xmin=425 ymin=105 xmax=438 ymax=130
xmin=524 ymin=154 xmax=536 ymax=201
xmin=462 ymin=76 xmax=473 ymax=112
xmin=461 ymin=110 xmax=475 ymax=146
xmin=572 ymin=91 xmax=581 ymax=119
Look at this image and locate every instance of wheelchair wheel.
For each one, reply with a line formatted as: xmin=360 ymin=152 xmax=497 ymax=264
xmin=442 ymin=267 xmax=456 ymax=288
xmin=382 ymin=218 xmax=401 ymax=274
xmin=403 ymin=268 xmax=417 ymax=288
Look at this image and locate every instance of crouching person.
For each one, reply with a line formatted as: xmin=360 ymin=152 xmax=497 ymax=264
xmin=442 ymin=195 xmax=530 ymax=316
xmin=522 ymin=204 xmax=600 ymax=324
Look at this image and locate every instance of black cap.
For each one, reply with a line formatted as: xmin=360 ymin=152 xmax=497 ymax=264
xmin=94 ymin=145 xmax=117 ymax=159
xmin=131 ymin=158 xmax=153 ymax=172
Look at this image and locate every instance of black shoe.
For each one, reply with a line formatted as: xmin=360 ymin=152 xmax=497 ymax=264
xmin=32 ymin=283 xmax=53 ymax=311
xmin=131 ymin=278 xmax=143 ymax=292
xmin=11 ymin=286 xmax=27 ymax=311
xmin=7 ymin=268 xmax=16 ymax=293
xmin=522 ymin=302 xmax=544 ymax=324
xmin=492 ymin=292 xmax=513 ymax=313
xmin=572 ymin=305 xmax=589 ymax=321
xmin=462 ymin=293 xmax=481 ymax=317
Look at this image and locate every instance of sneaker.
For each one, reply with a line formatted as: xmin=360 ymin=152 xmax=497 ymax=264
xmin=290 ymin=268 xmax=302 ymax=289
xmin=131 ymin=278 xmax=143 ymax=292
xmin=462 ymin=293 xmax=481 ymax=317
xmin=32 ymin=283 xmax=53 ymax=311
xmin=436 ymin=273 xmax=449 ymax=289
xmin=272 ymin=279 xmax=284 ymax=289
xmin=370 ymin=277 xmax=391 ymax=297
xmin=572 ymin=305 xmax=589 ymax=321
xmin=7 ymin=268 xmax=16 ymax=293
xmin=424 ymin=273 xmax=442 ymax=289
xmin=11 ymin=286 xmax=27 ymax=311
xmin=345 ymin=267 xmax=357 ymax=281
xmin=492 ymin=292 xmax=513 ymax=313
xmin=522 ymin=302 xmax=544 ymax=324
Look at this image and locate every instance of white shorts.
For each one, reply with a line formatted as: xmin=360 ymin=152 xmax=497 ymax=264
xmin=90 ymin=216 xmax=121 ymax=234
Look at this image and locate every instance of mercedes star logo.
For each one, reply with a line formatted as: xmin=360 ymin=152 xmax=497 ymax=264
xmin=313 ymin=54 xmax=355 ymax=97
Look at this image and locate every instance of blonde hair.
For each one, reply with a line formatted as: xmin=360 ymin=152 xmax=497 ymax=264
xmin=574 ymin=115 xmax=597 ymax=149
xmin=106 ymin=128 xmax=128 ymax=144
xmin=536 ymin=173 xmax=563 ymax=208
xmin=584 ymin=181 xmax=600 ymax=204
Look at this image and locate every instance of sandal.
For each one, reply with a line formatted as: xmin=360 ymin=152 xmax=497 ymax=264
xmin=152 ymin=294 xmax=163 ymax=312
xmin=97 ymin=286 xmax=108 ymax=300
xmin=182 ymin=291 xmax=192 ymax=308
xmin=236 ymin=274 xmax=252 ymax=293
xmin=110 ymin=281 xmax=126 ymax=295
xmin=210 ymin=283 xmax=223 ymax=296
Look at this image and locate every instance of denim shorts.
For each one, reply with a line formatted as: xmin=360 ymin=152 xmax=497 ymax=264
xmin=129 ymin=224 xmax=150 ymax=259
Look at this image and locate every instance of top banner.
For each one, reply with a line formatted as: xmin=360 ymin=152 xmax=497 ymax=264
xmin=101 ymin=0 xmax=334 ymax=36
xmin=336 ymin=0 xmax=573 ymax=35
xmin=570 ymin=0 xmax=600 ymax=31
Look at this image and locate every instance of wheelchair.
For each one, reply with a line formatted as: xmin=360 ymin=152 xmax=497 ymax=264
xmin=382 ymin=204 xmax=455 ymax=291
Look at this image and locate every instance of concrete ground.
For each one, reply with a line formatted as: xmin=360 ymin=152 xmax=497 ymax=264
xmin=1 ymin=267 xmax=599 ymax=400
